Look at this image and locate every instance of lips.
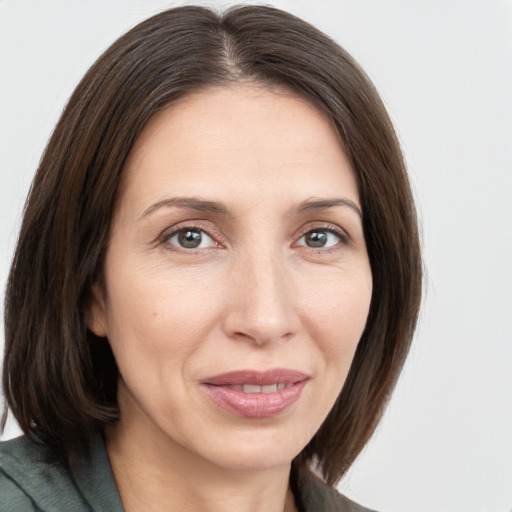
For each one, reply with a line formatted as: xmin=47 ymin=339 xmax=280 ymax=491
xmin=201 ymin=369 xmax=309 ymax=418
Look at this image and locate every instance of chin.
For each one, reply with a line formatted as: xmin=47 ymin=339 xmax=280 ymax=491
xmin=209 ymin=447 xmax=298 ymax=473
xmin=191 ymin=424 xmax=312 ymax=473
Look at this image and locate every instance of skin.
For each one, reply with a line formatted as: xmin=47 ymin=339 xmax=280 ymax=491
xmin=89 ymin=84 xmax=373 ymax=512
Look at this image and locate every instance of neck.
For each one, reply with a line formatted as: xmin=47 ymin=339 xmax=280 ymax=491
xmin=104 ymin=418 xmax=298 ymax=512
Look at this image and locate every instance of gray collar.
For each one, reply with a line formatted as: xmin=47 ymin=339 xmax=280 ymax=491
xmin=0 ymin=434 xmax=124 ymax=512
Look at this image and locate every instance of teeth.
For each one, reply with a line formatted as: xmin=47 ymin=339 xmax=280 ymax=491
xmin=233 ymin=383 xmax=286 ymax=393
xmin=243 ymin=384 xmax=261 ymax=393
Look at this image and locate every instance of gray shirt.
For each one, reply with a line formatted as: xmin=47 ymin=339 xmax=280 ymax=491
xmin=0 ymin=435 xmax=376 ymax=512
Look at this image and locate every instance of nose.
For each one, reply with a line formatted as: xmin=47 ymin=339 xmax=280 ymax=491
xmin=222 ymin=249 xmax=299 ymax=346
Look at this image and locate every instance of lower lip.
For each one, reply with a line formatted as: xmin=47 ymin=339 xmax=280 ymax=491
xmin=202 ymin=381 xmax=308 ymax=419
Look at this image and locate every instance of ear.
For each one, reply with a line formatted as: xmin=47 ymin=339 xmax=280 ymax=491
xmin=88 ymin=282 xmax=108 ymax=337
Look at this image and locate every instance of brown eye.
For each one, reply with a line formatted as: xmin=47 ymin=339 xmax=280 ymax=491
xmin=178 ymin=230 xmax=202 ymax=248
xmin=297 ymin=229 xmax=342 ymax=249
xmin=166 ymin=228 xmax=216 ymax=249
xmin=305 ymin=231 xmax=328 ymax=247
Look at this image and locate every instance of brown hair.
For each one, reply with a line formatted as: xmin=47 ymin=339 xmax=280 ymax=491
xmin=2 ymin=5 xmax=421 ymax=485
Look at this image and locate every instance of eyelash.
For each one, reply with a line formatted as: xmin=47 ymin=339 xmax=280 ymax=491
xmin=157 ymin=221 xmax=222 ymax=253
xmin=295 ymin=224 xmax=350 ymax=252
xmin=157 ymin=222 xmax=349 ymax=253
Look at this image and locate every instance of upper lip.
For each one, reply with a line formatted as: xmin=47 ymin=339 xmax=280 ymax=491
xmin=202 ymin=369 xmax=309 ymax=386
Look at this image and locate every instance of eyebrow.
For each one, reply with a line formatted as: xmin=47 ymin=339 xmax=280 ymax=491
xmin=294 ymin=198 xmax=362 ymax=219
xmin=139 ymin=196 xmax=362 ymax=221
xmin=139 ymin=197 xmax=230 ymax=220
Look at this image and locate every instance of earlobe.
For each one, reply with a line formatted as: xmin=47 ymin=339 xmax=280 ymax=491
xmin=88 ymin=283 xmax=108 ymax=337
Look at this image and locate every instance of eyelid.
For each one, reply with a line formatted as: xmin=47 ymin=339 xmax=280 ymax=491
xmin=293 ymin=222 xmax=351 ymax=248
xmin=156 ymin=220 xmax=224 ymax=250
xmin=154 ymin=220 xmax=351 ymax=252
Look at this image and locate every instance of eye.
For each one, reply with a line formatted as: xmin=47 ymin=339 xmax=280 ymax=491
xmin=296 ymin=228 xmax=343 ymax=249
xmin=164 ymin=228 xmax=217 ymax=250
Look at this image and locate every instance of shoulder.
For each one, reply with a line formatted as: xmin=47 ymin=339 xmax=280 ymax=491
xmin=295 ymin=465 xmax=379 ymax=512
xmin=0 ymin=435 xmax=89 ymax=511
xmin=0 ymin=467 xmax=37 ymax=511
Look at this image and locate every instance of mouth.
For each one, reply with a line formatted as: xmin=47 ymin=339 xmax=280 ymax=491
xmin=201 ymin=369 xmax=309 ymax=418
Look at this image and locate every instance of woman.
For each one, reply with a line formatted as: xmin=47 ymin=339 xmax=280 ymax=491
xmin=0 ymin=5 xmax=421 ymax=512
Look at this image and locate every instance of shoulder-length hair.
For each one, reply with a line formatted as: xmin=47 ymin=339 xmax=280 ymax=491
xmin=2 ymin=4 xmax=421 ymax=485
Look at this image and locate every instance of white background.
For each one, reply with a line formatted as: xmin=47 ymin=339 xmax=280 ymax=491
xmin=1 ymin=1 xmax=511 ymax=511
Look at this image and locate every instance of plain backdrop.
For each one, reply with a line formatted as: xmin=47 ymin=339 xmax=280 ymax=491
xmin=1 ymin=1 xmax=511 ymax=511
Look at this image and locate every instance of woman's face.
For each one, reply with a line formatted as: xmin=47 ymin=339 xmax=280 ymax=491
xmin=90 ymin=85 xmax=372 ymax=472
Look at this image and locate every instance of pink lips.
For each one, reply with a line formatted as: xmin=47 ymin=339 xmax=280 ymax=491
xmin=201 ymin=369 xmax=309 ymax=419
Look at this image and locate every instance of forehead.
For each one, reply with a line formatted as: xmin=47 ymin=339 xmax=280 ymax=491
xmin=119 ymin=85 xmax=358 ymax=213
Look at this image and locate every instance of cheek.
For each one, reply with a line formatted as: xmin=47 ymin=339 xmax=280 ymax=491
xmin=300 ymin=270 xmax=372 ymax=370
xmin=290 ymin=270 xmax=372 ymax=439
xmin=103 ymin=263 xmax=224 ymax=370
